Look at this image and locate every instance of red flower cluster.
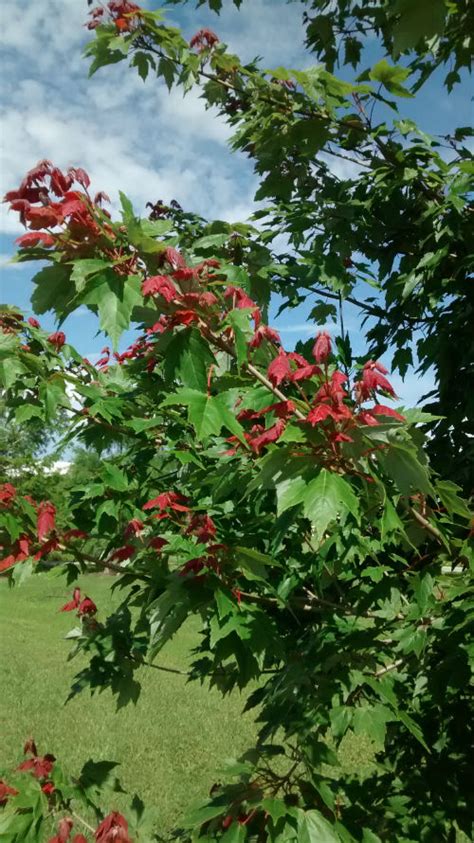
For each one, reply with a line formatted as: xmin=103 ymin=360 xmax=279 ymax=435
xmin=0 ymin=483 xmax=16 ymax=507
xmin=18 ymin=739 xmax=56 ymax=788
xmin=4 ymin=161 xmax=105 ymax=248
xmin=60 ymin=588 xmax=97 ymax=617
xmin=143 ymin=491 xmax=190 ymax=515
xmin=95 ymin=812 xmax=131 ymax=842
xmin=48 ymin=331 xmax=66 ymax=351
xmin=189 ymin=28 xmax=219 ymax=51
xmin=86 ymin=0 xmax=142 ymax=32
xmin=355 ymin=360 xmax=397 ymax=401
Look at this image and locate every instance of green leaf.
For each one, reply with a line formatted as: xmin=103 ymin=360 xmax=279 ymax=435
xmin=163 ymin=328 xmax=215 ymax=391
xmin=31 ymin=264 xmax=73 ymax=316
xmin=0 ymin=357 xmax=25 ymax=388
xmin=392 ymin=0 xmax=447 ymax=54
xmin=304 ymin=471 xmax=359 ymax=539
xmin=102 ymin=463 xmax=129 ymax=492
xmin=369 ymin=59 xmax=413 ymax=97
xmin=276 ymin=474 xmax=307 ymax=516
xmin=436 ymin=480 xmax=472 ymax=520
xmin=70 ymin=259 xmax=112 ymax=292
xmin=378 ymin=443 xmax=433 ymax=497
xmin=161 ymin=389 xmax=246 ymax=444
xmin=83 ymin=271 xmax=142 ymax=349
xmin=298 ymin=808 xmax=341 ymax=843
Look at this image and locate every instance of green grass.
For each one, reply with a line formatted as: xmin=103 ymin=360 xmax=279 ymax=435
xmin=0 ymin=572 xmax=258 ymax=831
xmin=0 ymin=572 xmax=374 ymax=834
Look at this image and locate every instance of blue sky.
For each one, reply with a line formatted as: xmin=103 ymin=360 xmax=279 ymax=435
xmin=0 ymin=0 xmax=471 ymax=406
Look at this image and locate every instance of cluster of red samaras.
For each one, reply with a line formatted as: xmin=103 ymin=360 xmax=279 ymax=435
xmin=1 ymin=740 xmax=131 ymax=841
xmin=0 ymin=487 xmax=86 ymax=574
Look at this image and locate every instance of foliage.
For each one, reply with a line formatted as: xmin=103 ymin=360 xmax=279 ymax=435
xmin=0 ymin=1 xmax=473 ymax=841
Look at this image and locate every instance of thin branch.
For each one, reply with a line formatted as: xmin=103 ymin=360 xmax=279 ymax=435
xmin=373 ymin=658 xmax=404 ymax=678
xmin=71 ymin=811 xmax=96 ymax=834
xmin=408 ymin=507 xmax=443 ymax=544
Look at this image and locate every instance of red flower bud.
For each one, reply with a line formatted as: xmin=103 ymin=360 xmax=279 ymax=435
xmin=312 ymin=331 xmax=331 ymax=364
xmin=47 ymin=331 xmax=66 ymax=350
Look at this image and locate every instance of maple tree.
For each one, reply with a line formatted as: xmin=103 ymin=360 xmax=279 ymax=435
xmin=0 ymin=1 xmax=473 ymax=841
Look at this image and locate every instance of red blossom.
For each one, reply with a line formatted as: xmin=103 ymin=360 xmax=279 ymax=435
xmin=111 ymin=545 xmax=135 ymax=561
xmin=0 ymin=780 xmax=18 ymax=807
xmin=37 ymin=501 xmax=56 ymax=542
xmin=67 ymin=167 xmax=91 ymax=190
xmin=312 ymin=331 xmax=332 ymax=364
xmin=267 ymin=350 xmax=291 ymax=386
xmin=24 ymin=738 xmax=38 ymax=756
xmin=0 ymin=483 xmax=16 ymax=507
xmin=249 ymin=324 xmax=281 ymax=348
xmin=95 ymin=811 xmax=131 ymax=843
xmin=306 ymin=404 xmax=340 ymax=426
xmin=16 ymin=231 xmax=55 ymax=248
xmin=28 ymin=316 xmax=40 ymax=328
xmin=158 ymin=246 xmax=186 ymax=270
xmin=50 ymin=167 xmax=73 ymax=197
xmin=125 ymin=518 xmax=144 ymax=536
xmin=143 ymin=492 xmax=190 ymax=512
xmin=190 ymin=28 xmax=219 ymax=51
xmin=78 ymin=596 xmax=97 ymax=617
xmin=248 ymin=419 xmax=286 ymax=453
xmin=187 ymin=513 xmax=217 ymax=543
xmin=142 ymin=275 xmax=177 ymax=302
xmin=41 ymin=781 xmax=56 ymax=796
xmin=356 ymin=360 xmax=396 ymax=400
xmin=48 ymin=331 xmax=66 ymax=350
xmin=224 ymin=285 xmax=257 ymax=311
xmin=173 ymin=267 xmax=196 ymax=282
xmin=18 ymin=753 xmax=55 ymax=779
xmin=60 ymin=588 xmax=82 ymax=612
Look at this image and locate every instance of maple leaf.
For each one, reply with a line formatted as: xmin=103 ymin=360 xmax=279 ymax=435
xmin=25 ymin=205 xmax=61 ymax=230
xmin=16 ymin=231 xmax=55 ymax=248
xmin=142 ymin=275 xmax=177 ymax=302
xmin=267 ymin=350 xmax=291 ymax=386
xmin=37 ymin=501 xmax=56 ymax=542
xmin=372 ymin=404 xmax=405 ymax=421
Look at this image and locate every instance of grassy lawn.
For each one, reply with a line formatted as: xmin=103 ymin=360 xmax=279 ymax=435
xmin=0 ymin=572 xmax=374 ymax=834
